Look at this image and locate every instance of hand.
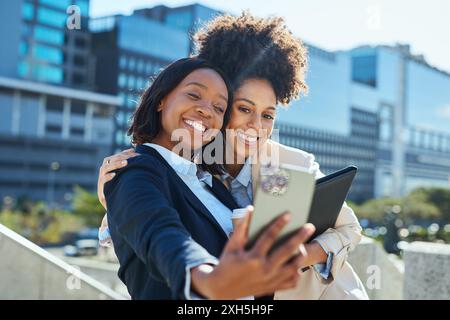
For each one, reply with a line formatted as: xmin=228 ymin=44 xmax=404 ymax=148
xmin=191 ymin=206 xmax=316 ymax=299
xmin=97 ymin=148 xmax=139 ymax=209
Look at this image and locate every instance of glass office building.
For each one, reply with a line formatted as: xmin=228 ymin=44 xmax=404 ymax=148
xmin=0 ymin=0 xmax=92 ymax=88
xmin=0 ymin=76 xmax=120 ymax=206
xmin=0 ymin=0 xmax=121 ymax=206
xmin=277 ymin=44 xmax=450 ymax=200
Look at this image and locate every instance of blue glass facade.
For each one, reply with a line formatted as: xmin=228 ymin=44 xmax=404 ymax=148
xmin=118 ymin=15 xmax=189 ymax=61
xmin=39 ymin=0 xmax=71 ymax=10
xmin=34 ymin=25 xmax=64 ymax=45
xmin=32 ymin=64 xmax=63 ymax=83
xmin=22 ymin=2 xmax=34 ymax=20
xmin=407 ymin=61 xmax=450 ymax=135
xmin=37 ymin=7 xmax=67 ymax=28
xmin=165 ymin=10 xmax=192 ymax=31
xmin=352 ymin=54 xmax=377 ymax=87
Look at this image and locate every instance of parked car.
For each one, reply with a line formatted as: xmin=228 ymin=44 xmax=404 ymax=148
xmin=64 ymin=239 xmax=99 ymax=257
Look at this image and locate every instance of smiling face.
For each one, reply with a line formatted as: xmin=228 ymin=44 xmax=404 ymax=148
xmin=153 ymin=68 xmax=229 ymax=152
xmin=226 ymin=78 xmax=277 ymax=161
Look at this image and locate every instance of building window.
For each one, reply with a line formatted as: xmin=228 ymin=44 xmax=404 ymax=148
xmin=127 ymin=75 xmax=136 ymax=88
xmin=128 ymin=57 xmax=136 ymax=71
xmin=74 ymin=37 xmax=87 ymax=49
xmin=39 ymin=0 xmax=71 ymax=10
xmin=33 ymin=44 xmax=63 ymax=64
xmin=34 ymin=25 xmax=64 ymax=45
xmin=116 ymin=131 xmax=124 ymax=145
xmin=93 ymin=105 xmax=110 ymax=118
xmin=46 ymin=96 xmax=64 ymax=112
xmin=118 ymin=73 xmax=127 ymax=88
xmin=352 ymin=55 xmax=377 ymax=87
xmin=146 ymin=62 xmax=153 ymax=74
xmin=33 ymin=64 xmax=63 ymax=83
xmin=120 ymin=56 xmax=127 ymax=69
xmin=116 ymin=111 xmax=126 ymax=126
xmin=37 ymin=7 xmax=67 ymax=28
xmin=71 ymin=100 xmax=86 ymax=115
xmin=70 ymin=127 xmax=84 ymax=137
xmin=72 ymin=73 xmax=85 ymax=85
xmin=73 ymin=54 xmax=86 ymax=67
xmin=22 ymin=2 xmax=34 ymax=20
xmin=19 ymin=42 xmax=28 ymax=56
xmin=18 ymin=61 xmax=30 ymax=77
xmin=137 ymin=59 xmax=145 ymax=73
xmin=46 ymin=124 xmax=62 ymax=134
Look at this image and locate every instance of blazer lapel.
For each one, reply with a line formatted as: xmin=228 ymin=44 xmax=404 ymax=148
xmin=208 ymin=176 xmax=238 ymax=211
xmin=136 ymin=145 xmax=229 ymax=240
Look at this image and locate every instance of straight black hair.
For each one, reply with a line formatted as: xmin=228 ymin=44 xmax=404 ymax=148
xmin=128 ymin=57 xmax=233 ymax=174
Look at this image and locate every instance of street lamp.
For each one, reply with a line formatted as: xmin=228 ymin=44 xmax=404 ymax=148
xmin=47 ymin=161 xmax=60 ymax=209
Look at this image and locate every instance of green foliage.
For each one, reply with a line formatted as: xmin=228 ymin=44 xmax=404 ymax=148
xmin=0 ymin=203 xmax=84 ymax=246
xmin=354 ymin=187 xmax=449 ymax=223
xmin=0 ymin=186 xmax=104 ymax=245
xmin=409 ymin=187 xmax=450 ymax=222
xmin=354 ymin=197 xmax=402 ymax=222
xmin=72 ymin=185 xmax=105 ymax=227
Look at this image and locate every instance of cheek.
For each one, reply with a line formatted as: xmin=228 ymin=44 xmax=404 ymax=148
xmin=261 ymin=122 xmax=274 ymax=138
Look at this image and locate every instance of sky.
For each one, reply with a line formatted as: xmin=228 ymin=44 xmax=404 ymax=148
xmin=90 ymin=0 xmax=450 ymax=73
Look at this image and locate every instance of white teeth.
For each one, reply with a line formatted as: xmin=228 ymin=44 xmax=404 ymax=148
xmin=237 ymin=131 xmax=258 ymax=143
xmin=184 ymin=119 xmax=206 ymax=133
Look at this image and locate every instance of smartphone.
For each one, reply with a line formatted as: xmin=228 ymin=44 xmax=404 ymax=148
xmin=247 ymin=164 xmax=316 ymax=251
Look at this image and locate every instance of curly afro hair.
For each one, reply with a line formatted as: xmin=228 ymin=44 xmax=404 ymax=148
xmin=193 ymin=11 xmax=308 ymax=105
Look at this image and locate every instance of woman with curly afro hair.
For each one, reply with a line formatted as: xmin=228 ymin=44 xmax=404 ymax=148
xmin=192 ymin=12 xmax=367 ymax=300
xmin=97 ymin=12 xmax=368 ymax=300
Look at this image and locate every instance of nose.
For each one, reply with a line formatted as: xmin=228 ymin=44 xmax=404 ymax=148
xmin=195 ymin=102 xmax=213 ymax=120
xmin=247 ymin=112 xmax=263 ymax=132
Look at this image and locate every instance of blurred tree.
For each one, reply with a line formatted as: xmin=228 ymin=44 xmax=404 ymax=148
xmin=402 ymin=190 xmax=441 ymax=223
xmin=72 ymin=185 xmax=105 ymax=227
xmin=409 ymin=187 xmax=450 ymax=223
xmin=353 ymin=197 xmax=402 ymax=223
xmin=0 ymin=202 xmax=84 ymax=246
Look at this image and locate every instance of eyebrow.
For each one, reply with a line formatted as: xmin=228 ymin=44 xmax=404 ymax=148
xmin=235 ymin=98 xmax=276 ymax=111
xmin=185 ymin=82 xmax=228 ymax=103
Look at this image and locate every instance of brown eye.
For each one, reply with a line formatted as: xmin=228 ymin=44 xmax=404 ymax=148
xmin=263 ymin=114 xmax=275 ymax=120
xmin=238 ymin=106 xmax=251 ymax=113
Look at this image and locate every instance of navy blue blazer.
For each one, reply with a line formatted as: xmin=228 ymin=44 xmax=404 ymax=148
xmin=104 ymin=144 xmax=237 ymax=299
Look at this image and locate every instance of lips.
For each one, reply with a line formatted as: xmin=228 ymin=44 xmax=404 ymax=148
xmin=183 ymin=118 xmax=208 ymax=133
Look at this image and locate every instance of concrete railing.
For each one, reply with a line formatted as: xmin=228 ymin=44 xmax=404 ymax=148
xmin=403 ymin=241 xmax=450 ymax=300
xmin=348 ymin=236 xmax=404 ymax=300
xmin=0 ymin=224 xmax=126 ymax=300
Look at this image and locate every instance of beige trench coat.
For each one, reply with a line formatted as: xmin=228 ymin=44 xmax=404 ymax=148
xmin=251 ymin=140 xmax=368 ymax=300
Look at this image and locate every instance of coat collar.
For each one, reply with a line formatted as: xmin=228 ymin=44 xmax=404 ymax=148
xmin=135 ymin=144 xmax=229 ymax=240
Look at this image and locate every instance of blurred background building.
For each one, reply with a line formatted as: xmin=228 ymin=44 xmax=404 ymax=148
xmin=0 ymin=0 xmax=121 ymax=206
xmin=0 ymin=0 xmax=449 ymax=206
